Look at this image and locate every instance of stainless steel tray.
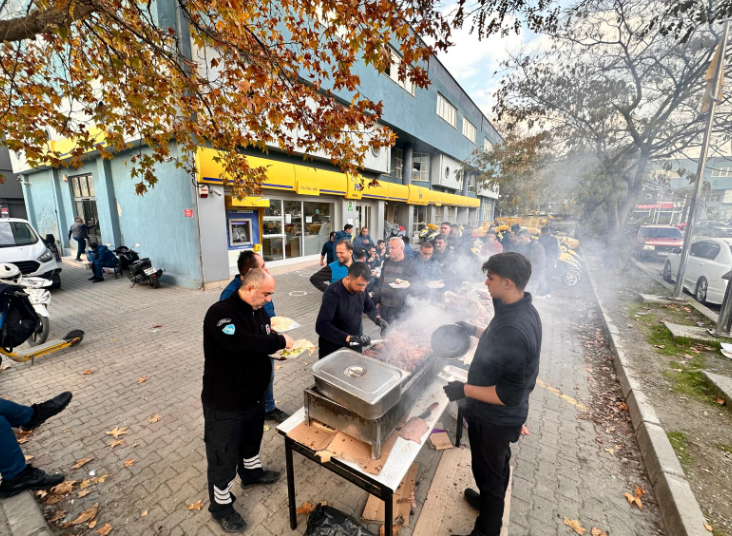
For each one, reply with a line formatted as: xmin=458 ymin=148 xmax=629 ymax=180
xmin=310 ymin=349 xmax=409 ymax=419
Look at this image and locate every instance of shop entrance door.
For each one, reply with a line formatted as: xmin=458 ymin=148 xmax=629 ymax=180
xmin=70 ymin=175 xmax=101 ymax=244
xmin=355 ymin=204 xmax=371 ymax=233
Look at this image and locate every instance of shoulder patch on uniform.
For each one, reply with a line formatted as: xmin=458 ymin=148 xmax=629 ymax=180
xmin=216 ymin=318 xmax=232 ymax=327
xmin=222 ymin=324 xmax=236 ymax=335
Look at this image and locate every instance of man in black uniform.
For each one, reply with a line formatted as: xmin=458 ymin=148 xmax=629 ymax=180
xmin=202 ymin=268 xmax=294 ymax=533
xmin=372 ymin=237 xmax=417 ymax=324
xmin=315 ymin=262 xmax=388 ymax=358
xmin=443 ymin=253 xmax=542 ymax=536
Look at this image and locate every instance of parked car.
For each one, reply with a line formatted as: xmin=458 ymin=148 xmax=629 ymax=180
xmin=634 ymin=225 xmax=684 ymax=261
xmin=0 ymin=218 xmax=62 ymax=289
xmin=693 ymin=221 xmax=732 ymax=237
xmin=662 ymin=237 xmax=732 ymax=304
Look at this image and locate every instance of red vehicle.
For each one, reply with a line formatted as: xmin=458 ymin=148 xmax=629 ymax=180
xmin=634 ymin=225 xmax=684 ymax=261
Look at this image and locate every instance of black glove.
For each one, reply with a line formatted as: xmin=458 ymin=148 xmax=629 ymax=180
xmin=456 ymin=321 xmax=477 ymax=337
xmin=375 ymin=317 xmax=389 ymax=332
xmin=349 ymin=335 xmax=371 ymax=347
xmin=443 ymin=381 xmax=466 ymax=401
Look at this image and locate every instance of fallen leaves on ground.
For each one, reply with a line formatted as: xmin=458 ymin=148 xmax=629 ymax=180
xmin=80 ymin=479 xmax=92 ymax=489
xmin=263 ymin=424 xmax=271 ymax=432
xmin=123 ymin=459 xmax=136 ymax=468
xmin=274 ymin=365 xmax=283 ymax=370
xmin=48 ymin=511 xmax=66 ymax=523
xmin=96 ymin=522 xmax=113 ymax=535
xmin=140 ymin=510 xmax=148 ymax=517
xmin=46 ymin=495 xmax=65 ymax=505
xmin=88 ymin=519 xmax=97 ymax=529
xmin=36 ymin=490 xmax=47 ymax=498
xmin=187 ymin=500 xmax=203 ymax=511
xmin=148 ymin=415 xmax=160 ymax=423
xmin=50 ymin=481 xmax=76 ymax=495
xmin=563 ymin=517 xmax=586 ymax=535
xmin=715 ymin=397 xmax=726 ymax=405
xmin=78 ymin=489 xmax=91 ymax=498
xmin=622 ymin=485 xmax=645 ymax=510
xmin=591 ymin=528 xmax=609 ymax=536
xmin=17 ymin=436 xmax=29 ymax=444
xmin=109 ymin=439 xmax=125 ymax=449
xmin=297 ymin=501 xmax=327 ymax=516
xmin=71 ymin=503 xmax=98 ymax=525
xmin=96 ymin=475 xmax=109 ymax=483
xmin=137 ymin=376 xmax=149 ymax=384
xmin=24 ymin=454 xmax=34 ymax=462
xmin=151 ymin=324 xmax=163 ymax=329
xmin=705 ymin=522 xmax=713 ymax=532
xmin=653 ymin=344 xmax=665 ymax=349
xmin=72 ymin=457 xmax=93 ymax=469
xmin=105 ymin=426 xmax=129 ymax=440
xmin=84 ymin=369 xmax=94 ymax=375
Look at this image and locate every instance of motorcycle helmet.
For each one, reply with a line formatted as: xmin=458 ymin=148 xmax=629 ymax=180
xmin=0 ymin=263 xmax=23 ymax=285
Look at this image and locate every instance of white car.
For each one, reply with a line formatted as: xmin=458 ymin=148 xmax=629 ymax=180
xmin=663 ymin=237 xmax=732 ymax=304
xmin=0 ymin=218 xmax=61 ymax=289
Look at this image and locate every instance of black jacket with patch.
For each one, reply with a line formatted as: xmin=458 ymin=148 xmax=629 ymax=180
xmin=202 ymin=293 xmax=286 ymax=411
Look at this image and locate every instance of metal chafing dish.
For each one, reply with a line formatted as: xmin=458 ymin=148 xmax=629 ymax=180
xmin=305 ymin=348 xmax=444 ymax=459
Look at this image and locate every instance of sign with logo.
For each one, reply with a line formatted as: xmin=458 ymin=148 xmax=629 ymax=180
xmin=296 ymin=178 xmax=320 ymax=196
xmin=347 ymin=201 xmax=355 ymax=211
xmin=407 ymin=185 xmax=429 ymax=206
xmin=184 ymin=209 xmax=194 ymax=217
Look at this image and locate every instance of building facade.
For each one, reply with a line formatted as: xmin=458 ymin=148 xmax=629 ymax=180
xmin=10 ymin=9 xmax=501 ymax=289
xmin=0 ymin=147 xmax=27 ymax=220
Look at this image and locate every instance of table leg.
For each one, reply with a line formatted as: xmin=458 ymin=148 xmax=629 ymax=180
xmin=285 ymin=437 xmax=297 ymax=530
xmin=455 ymin=405 xmax=463 ymax=447
xmin=384 ymin=488 xmax=394 ymax=536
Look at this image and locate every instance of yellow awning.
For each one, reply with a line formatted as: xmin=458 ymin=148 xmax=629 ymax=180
xmin=359 ymin=179 xmax=389 ymax=200
xmin=294 ymin=163 xmax=347 ymax=196
xmin=407 ymin=185 xmax=430 ymax=206
xmin=388 ymin=183 xmax=409 ymax=202
xmin=196 ymin=147 xmax=296 ymax=191
xmin=49 ymin=126 xmax=107 ymax=157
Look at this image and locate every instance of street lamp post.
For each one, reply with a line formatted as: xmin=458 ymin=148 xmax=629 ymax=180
xmin=671 ymin=21 xmax=730 ymax=301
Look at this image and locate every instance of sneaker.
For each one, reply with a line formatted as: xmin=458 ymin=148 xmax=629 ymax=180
xmin=92 ymin=277 xmax=105 ymax=283
xmin=464 ymin=488 xmax=480 ymax=511
xmin=214 ymin=511 xmax=247 ymax=533
xmin=241 ymin=469 xmax=280 ymax=487
xmin=21 ymin=392 xmax=72 ymax=431
xmin=0 ymin=465 xmax=65 ymax=498
xmin=88 ymin=276 xmax=97 ymax=281
xmin=265 ymin=408 xmax=290 ymax=424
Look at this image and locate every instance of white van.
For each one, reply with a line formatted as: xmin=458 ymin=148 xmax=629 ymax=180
xmin=0 ymin=218 xmax=61 ymax=289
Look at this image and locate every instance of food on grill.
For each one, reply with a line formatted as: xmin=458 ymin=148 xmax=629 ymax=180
xmin=363 ymin=332 xmax=430 ymax=372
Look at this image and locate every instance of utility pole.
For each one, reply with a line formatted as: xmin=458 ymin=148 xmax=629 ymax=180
xmin=672 ymin=21 xmax=730 ymax=300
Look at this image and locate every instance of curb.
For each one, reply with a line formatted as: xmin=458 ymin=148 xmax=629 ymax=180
xmin=585 ymin=261 xmax=710 ymax=536
xmin=0 ymin=491 xmax=52 ymax=536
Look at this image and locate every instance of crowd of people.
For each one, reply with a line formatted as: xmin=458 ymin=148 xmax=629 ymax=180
xmin=2 ymin=218 xmax=549 ymax=536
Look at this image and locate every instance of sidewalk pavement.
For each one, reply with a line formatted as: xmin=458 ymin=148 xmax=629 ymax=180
xmin=0 ymin=263 xmax=665 ymax=536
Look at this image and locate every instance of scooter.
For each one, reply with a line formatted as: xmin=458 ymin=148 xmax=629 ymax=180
xmin=116 ymin=244 xmax=163 ymax=289
xmin=18 ymin=276 xmax=52 ymax=346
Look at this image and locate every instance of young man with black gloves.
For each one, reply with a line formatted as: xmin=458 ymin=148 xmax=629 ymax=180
xmin=315 ymin=262 xmax=388 ymax=358
xmin=443 ymin=252 xmax=542 ymax=536
xmin=202 ymin=268 xmax=294 ymax=533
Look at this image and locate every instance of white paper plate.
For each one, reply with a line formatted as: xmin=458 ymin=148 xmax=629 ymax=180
xmin=389 ymin=282 xmax=410 ymax=289
xmin=425 ymin=281 xmax=446 ymax=289
xmin=271 ymin=347 xmax=308 ymax=360
xmin=721 ymin=342 xmax=732 ymax=352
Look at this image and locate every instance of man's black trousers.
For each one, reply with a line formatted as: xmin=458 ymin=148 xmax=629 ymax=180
xmin=466 ymin=414 xmax=522 ymax=536
xmin=203 ymin=401 xmax=266 ymax=518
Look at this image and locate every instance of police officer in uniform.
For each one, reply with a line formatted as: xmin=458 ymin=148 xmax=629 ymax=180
xmin=202 ymin=268 xmax=293 ymax=533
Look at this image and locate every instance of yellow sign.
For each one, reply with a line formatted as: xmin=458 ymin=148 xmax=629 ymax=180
xmin=296 ymin=179 xmax=320 ymax=196
xmin=345 ymin=175 xmax=364 ymax=200
xmin=227 ymin=195 xmax=270 ymax=209
xmin=407 ymin=185 xmax=429 ymax=206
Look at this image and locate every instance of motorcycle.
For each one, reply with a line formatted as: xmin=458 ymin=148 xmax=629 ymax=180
xmin=557 ymin=247 xmax=583 ymax=287
xmin=115 ymin=244 xmax=163 ymax=289
xmin=21 ymin=276 xmax=53 ymax=346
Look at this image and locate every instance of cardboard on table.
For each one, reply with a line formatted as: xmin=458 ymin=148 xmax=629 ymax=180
xmin=362 ymin=463 xmax=419 ymax=526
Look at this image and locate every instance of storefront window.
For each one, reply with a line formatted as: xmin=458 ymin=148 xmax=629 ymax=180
xmin=262 ymin=220 xmax=283 ymax=235
xmin=262 ymin=237 xmax=284 ymax=262
xmin=265 ymin=200 xmax=282 ymax=216
xmin=284 ymin=201 xmax=302 ymax=259
xmin=303 ymin=202 xmax=332 ymax=256
xmin=263 ymin=199 xmax=284 ymax=261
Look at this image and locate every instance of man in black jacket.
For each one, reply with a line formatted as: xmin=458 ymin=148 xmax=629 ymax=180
xmin=537 ymin=226 xmax=561 ymax=298
xmin=516 ymin=228 xmax=545 ymax=296
xmin=372 ymin=237 xmax=417 ymax=324
xmin=202 ymin=268 xmax=293 ymax=533
xmin=443 ymin=253 xmax=542 ymax=536
xmin=315 ymin=262 xmax=388 ymax=358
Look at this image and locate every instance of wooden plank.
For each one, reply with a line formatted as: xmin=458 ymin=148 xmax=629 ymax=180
xmin=362 ymin=463 xmax=419 ymax=526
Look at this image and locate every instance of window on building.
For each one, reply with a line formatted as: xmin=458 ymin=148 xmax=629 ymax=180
xmin=436 ymin=94 xmax=456 ymax=128
xmin=412 ymin=205 xmax=426 ymax=234
xmin=711 ymin=166 xmax=732 ymax=177
xmin=262 ymin=199 xmax=333 ymax=262
xmin=462 ymin=119 xmax=476 ymax=143
xmin=483 ymin=138 xmax=493 ymax=153
xmin=468 ymin=173 xmax=476 ymax=193
xmin=705 ymin=190 xmax=724 ymax=204
xmin=412 ymin=153 xmax=430 ymax=182
xmin=388 ymin=48 xmax=415 ymax=95
xmin=482 ymin=201 xmax=493 ymax=222
xmin=394 ymin=148 xmax=403 ymax=180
